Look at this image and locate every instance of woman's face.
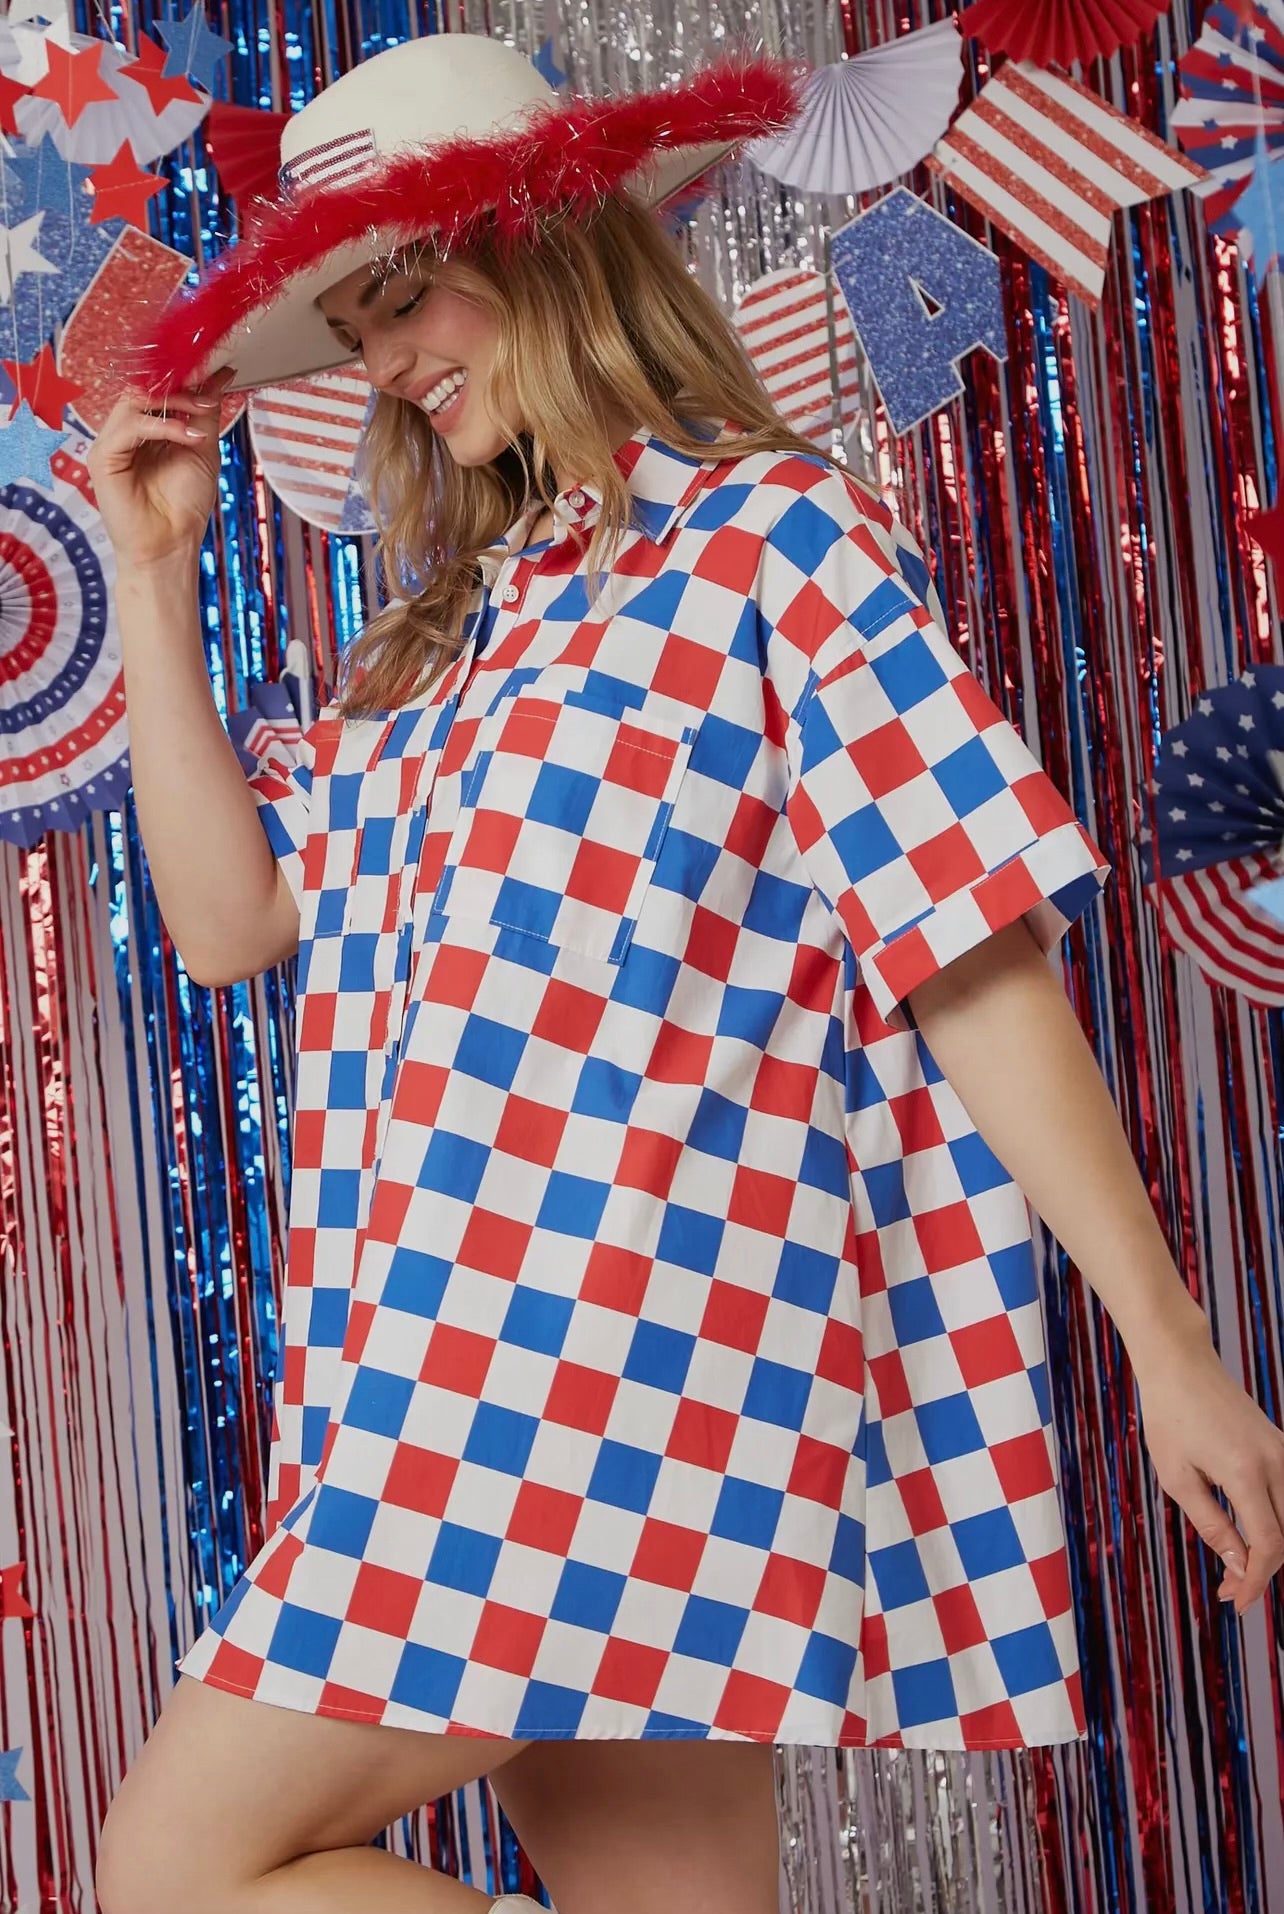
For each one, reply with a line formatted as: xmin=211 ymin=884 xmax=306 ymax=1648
xmin=317 ymin=253 xmax=509 ymax=466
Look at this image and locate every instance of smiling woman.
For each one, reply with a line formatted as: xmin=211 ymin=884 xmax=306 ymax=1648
xmin=318 ymin=252 xmax=498 ymax=454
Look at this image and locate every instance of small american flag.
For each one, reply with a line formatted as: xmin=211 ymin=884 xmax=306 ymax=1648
xmin=931 ymin=63 xmax=1206 ymax=307
xmin=279 ymin=127 xmax=379 ymax=196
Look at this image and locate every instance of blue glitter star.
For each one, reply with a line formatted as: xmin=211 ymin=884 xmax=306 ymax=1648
xmin=155 ymin=4 xmax=234 ymax=95
xmin=0 ymin=142 xmax=97 ymax=220
xmin=0 ymin=401 xmax=65 ymax=489
xmin=0 ymin=1747 xmax=29 ymax=1804
xmin=532 ymin=37 xmax=567 ymax=90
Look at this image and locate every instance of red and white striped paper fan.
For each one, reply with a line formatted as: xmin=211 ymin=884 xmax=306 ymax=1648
xmin=733 ymin=267 xmax=863 ymax=451
xmin=1153 ymin=850 xmax=1284 ymax=1007
xmin=248 ymin=368 xmax=377 ymax=533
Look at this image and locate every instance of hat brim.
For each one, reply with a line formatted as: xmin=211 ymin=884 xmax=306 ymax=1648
xmin=133 ymin=58 xmax=801 ymax=396
xmin=199 ymin=140 xmax=737 ymax=392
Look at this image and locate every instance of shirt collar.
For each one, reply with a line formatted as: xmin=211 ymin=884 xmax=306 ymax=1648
xmin=478 ymin=421 xmax=724 ymax=582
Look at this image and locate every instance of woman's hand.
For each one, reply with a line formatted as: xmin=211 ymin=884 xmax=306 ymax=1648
xmin=1133 ymin=1316 xmax=1284 ymax=1614
xmin=87 ymin=367 xmax=235 ymax=569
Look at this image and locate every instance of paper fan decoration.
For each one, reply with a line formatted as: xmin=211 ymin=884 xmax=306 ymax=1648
xmin=733 ymin=266 xmax=864 ymax=451
xmin=248 ymin=368 xmax=377 ymax=533
xmin=227 ymin=679 xmax=303 ymax=776
xmin=958 ymin=0 xmax=1172 ymax=67
xmin=204 ymin=100 xmax=290 ymax=209
xmin=747 ymin=19 xmax=963 ymax=195
xmin=1173 ymin=2 xmax=1284 ymax=235
xmin=0 ymin=438 xmax=129 ymax=848
xmin=5 ymin=25 xmax=208 ymax=165
xmin=1140 ymin=666 xmax=1284 ymax=1004
xmin=227 ymin=641 xmax=317 ymax=774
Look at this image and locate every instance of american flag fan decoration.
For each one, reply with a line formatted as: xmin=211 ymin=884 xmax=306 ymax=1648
xmin=0 ymin=440 xmax=130 ymax=849
xmin=931 ymin=63 xmax=1206 ymax=306
xmin=226 ymin=640 xmax=315 ymax=776
xmin=733 ymin=267 xmax=863 ymax=452
xmin=1141 ymin=667 xmax=1284 ymax=1006
xmin=1173 ymin=2 xmax=1284 ymax=235
xmin=247 ymin=368 xmax=377 ymax=534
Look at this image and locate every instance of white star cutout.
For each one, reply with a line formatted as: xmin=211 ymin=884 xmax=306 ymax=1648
xmin=0 ymin=211 xmax=56 ymax=304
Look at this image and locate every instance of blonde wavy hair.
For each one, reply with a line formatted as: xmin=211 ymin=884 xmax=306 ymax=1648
xmin=339 ymin=190 xmax=846 ymax=720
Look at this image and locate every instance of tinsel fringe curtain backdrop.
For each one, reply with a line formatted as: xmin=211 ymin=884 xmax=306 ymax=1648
xmin=0 ymin=0 xmax=1281 ymax=1910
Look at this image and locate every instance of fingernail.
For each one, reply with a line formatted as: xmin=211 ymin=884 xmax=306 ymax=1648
xmin=185 ymin=424 xmax=205 ymax=438
xmin=1222 ymin=1551 xmax=1245 ymax=1573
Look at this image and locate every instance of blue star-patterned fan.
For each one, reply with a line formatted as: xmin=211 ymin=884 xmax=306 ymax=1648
xmin=1141 ymin=665 xmax=1284 ymax=1003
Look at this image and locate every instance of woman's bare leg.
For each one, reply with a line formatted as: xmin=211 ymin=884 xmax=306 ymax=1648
xmin=491 ymin=1739 xmax=781 ymax=1914
xmin=95 ymin=1673 xmax=530 ymax=1914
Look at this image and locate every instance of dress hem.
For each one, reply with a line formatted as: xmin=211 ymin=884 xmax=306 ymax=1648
xmin=176 ymin=1662 xmax=1087 ymax=1751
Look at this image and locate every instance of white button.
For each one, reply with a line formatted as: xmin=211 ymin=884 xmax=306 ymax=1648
xmin=502 ymin=583 xmax=520 ymax=604
xmin=568 ymin=490 xmax=585 ymax=508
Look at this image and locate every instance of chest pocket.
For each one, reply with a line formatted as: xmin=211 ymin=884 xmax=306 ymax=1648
xmin=436 ymin=690 xmax=698 ymax=964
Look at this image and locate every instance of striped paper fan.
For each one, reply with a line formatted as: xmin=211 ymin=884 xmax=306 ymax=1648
xmin=746 ymin=18 xmax=963 ymax=195
xmin=248 ymin=368 xmax=377 ymax=533
xmin=1141 ymin=667 xmax=1284 ymax=1005
xmin=1173 ymin=2 xmax=1284 ymax=235
xmin=733 ymin=267 xmax=863 ymax=450
xmin=1151 ymin=853 xmax=1284 ymax=1005
xmin=227 ymin=680 xmax=303 ymax=777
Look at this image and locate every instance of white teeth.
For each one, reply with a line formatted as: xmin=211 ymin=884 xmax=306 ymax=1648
xmin=422 ymin=369 xmax=467 ymax=414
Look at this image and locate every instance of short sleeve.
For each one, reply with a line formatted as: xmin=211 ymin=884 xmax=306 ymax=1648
xmin=245 ymin=703 xmax=335 ymax=911
xmin=760 ymin=465 xmax=1110 ymax=1031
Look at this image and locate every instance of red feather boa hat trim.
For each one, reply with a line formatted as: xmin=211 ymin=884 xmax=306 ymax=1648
xmin=135 ymin=55 xmax=803 ymax=395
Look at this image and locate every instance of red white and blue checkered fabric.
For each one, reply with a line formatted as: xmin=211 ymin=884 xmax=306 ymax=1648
xmin=179 ymin=428 xmax=1109 ymax=1748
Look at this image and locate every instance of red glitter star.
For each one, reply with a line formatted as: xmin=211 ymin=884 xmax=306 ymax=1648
xmin=1 ymin=344 xmax=84 ymax=430
xmin=88 ymin=144 xmax=166 ymax=229
xmin=29 ymin=39 xmax=117 ymax=128
xmin=0 ymin=71 xmax=31 ymax=138
xmin=119 ymin=33 xmax=203 ymax=115
xmin=1247 ymin=489 xmax=1284 ymax=581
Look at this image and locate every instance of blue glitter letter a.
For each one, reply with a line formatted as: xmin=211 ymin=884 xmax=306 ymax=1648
xmin=830 ymin=187 xmax=1006 ymax=438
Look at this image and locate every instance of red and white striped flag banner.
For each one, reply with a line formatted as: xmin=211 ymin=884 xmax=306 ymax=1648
xmin=732 ymin=266 xmax=864 ymax=451
xmin=930 ymin=63 xmax=1207 ymax=307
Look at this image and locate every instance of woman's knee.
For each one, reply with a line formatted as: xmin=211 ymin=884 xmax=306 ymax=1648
xmin=96 ymin=1672 xmax=531 ymax=1914
xmin=96 ymin=1784 xmax=221 ymax=1914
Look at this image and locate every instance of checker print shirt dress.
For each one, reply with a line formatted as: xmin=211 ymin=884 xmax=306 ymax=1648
xmin=179 ymin=426 xmax=1110 ymax=1748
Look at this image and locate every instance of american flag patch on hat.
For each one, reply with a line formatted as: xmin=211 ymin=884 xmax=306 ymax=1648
xmin=279 ymin=127 xmax=379 ymax=196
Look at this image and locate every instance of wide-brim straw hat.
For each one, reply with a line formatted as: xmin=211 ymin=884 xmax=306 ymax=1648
xmin=135 ymin=33 xmax=801 ymax=394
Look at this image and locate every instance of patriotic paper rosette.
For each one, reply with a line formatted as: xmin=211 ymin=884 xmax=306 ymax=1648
xmin=226 ymin=639 xmax=316 ymax=775
xmin=1141 ymin=666 xmax=1284 ymax=1005
xmin=0 ymin=440 xmax=129 ymax=849
xmin=1173 ymin=1 xmax=1284 ymax=235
